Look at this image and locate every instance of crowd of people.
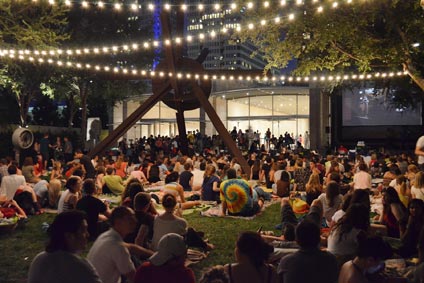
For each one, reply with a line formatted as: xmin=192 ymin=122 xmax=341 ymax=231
xmin=0 ymin=129 xmax=424 ymax=282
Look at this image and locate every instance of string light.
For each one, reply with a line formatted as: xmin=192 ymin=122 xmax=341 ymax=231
xmin=0 ymin=50 xmax=406 ymax=83
xmin=17 ymin=0 xmax=369 ymax=13
xmin=0 ymin=2 xmax=361 ymax=60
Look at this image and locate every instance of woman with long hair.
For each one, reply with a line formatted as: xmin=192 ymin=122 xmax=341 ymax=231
xmin=274 ymin=171 xmax=290 ymax=198
xmin=398 ymin=199 xmax=424 ymax=257
xmin=378 ymin=187 xmax=408 ymax=238
xmin=412 ymin=171 xmax=424 ymax=201
xmin=57 ymin=176 xmax=82 ymax=213
xmin=201 ymin=165 xmax=220 ymax=201
xmin=327 ymin=204 xmax=370 ymax=265
xmin=318 ymin=181 xmax=343 ymax=227
xmin=394 ymin=175 xmax=411 ymax=207
xmin=224 ymin=231 xmax=277 ymax=283
xmin=50 ymin=161 xmax=63 ymax=181
xmin=305 ymin=173 xmax=322 ymax=205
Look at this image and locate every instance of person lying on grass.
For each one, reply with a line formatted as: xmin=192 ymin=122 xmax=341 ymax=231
xmin=220 ymin=168 xmax=263 ymax=217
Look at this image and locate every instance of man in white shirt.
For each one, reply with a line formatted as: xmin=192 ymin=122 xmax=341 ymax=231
xmin=352 ymin=163 xmax=372 ymax=190
xmin=87 ymin=206 xmax=152 ymax=283
xmin=0 ymin=165 xmax=26 ymax=200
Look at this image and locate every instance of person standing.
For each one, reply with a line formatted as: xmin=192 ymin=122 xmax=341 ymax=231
xmin=304 ymin=131 xmax=310 ymax=149
xmin=39 ymin=133 xmax=51 ymax=170
xmin=64 ymin=137 xmax=73 ymax=163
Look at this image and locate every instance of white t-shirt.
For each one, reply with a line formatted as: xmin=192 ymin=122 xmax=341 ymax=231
xmin=0 ymin=174 xmax=26 ymax=200
xmin=87 ymin=228 xmax=135 ymax=283
xmin=192 ymin=169 xmax=204 ymax=188
xmin=412 ymin=186 xmax=424 ymax=201
xmin=416 ymin=136 xmax=424 ymax=165
xmin=28 ymin=250 xmax=102 ymax=283
xmin=353 ymin=171 xmax=372 ymax=190
xmin=327 ymin=227 xmax=362 ymax=256
xmin=331 ymin=209 xmax=346 ymax=224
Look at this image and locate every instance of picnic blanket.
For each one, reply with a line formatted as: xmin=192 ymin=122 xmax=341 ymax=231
xmin=201 ymin=198 xmax=279 ymax=220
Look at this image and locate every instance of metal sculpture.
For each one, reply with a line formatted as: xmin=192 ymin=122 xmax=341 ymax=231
xmin=89 ymin=7 xmax=263 ymax=173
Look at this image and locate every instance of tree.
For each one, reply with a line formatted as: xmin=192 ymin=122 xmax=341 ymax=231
xmin=57 ymin=4 xmax=154 ymax=146
xmin=31 ymin=92 xmax=60 ymax=126
xmin=0 ymin=1 xmax=69 ymax=126
xmin=237 ymin=1 xmax=424 ymax=91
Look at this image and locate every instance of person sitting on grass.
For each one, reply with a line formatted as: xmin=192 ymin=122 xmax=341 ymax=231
xmin=76 ymin=179 xmax=111 ymax=241
xmin=0 ymin=199 xmax=27 ymax=219
xmin=318 ymin=181 xmax=343 ymax=227
xmin=338 ymin=236 xmax=392 ymax=283
xmin=161 ymin=172 xmax=201 ymax=211
xmin=151 ymin=193 xmax=213 ymax=251
xmin=398 ymin=199 xmax=424 ymax=258
xmin=121 ymin=180 xmax=144 ymax=209
xmin=223 ymin=231 xmax=278 ymax=283
xmin=376 ymin=187 xmax=408 ymax=238
xmin=87 ymin=206 xmax=153 ymax=283
xmin=327 ymin=203 xmax=370 ymax=266
xmin=102 ymin=167 xmax=125 ymax=195
xmin=134 ymin=233 xmax=195 ymax=283
xmin=220 ymin=168 xmax=263 ymax=217
xmin=125 ymin=192 xmax=157 ymax=248
xmin=179 ymin=162 xmax=194 ymax=191
xmin=28 ymin=211 xmax=102 ymax=283
xmin=151 ymin=194 xmax=188 ymax=250
xmin=57 ymin=176 xmax=82 ymax=213
xmin=278 ymin=220 xmax=338 ymax=283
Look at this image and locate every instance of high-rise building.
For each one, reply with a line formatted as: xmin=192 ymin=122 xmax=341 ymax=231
xmin=185 ymin=0 xmax=266 ymax=70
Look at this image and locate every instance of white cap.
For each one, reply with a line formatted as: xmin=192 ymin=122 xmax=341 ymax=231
xmin=149 ymin=233 xmax=187 ymax=266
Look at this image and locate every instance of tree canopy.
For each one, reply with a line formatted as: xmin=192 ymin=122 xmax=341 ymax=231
xmin=0 ymin=1 xmax=69 ymax=126
xmin=237 ymin=0 xmax=424 ymax=91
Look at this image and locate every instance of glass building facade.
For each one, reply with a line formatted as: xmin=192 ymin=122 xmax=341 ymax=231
xmin=114 ymin=85 xmax=310 ymax=143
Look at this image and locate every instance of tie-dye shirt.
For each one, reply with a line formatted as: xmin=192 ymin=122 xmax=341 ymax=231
xmin=220 ymin=178 xmax=253 ymax=214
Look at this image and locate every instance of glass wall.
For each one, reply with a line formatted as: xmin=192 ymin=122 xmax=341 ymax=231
xmin=120 ymin=91 xmax=309 ymax=141
xmin=226 ymin=93 xmax=309 ymax=142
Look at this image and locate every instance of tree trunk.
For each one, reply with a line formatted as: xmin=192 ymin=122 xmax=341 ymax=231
xmin=79 ymin=80 xmax=88 ymax=149
xmin=67 ymin=94 xmax=76 ymax=128
xmin=16 ymin=91 xmax=33 ymax=127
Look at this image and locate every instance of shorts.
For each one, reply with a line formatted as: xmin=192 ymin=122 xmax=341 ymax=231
xmin=229 ymin=202 xmax=260 ymax=217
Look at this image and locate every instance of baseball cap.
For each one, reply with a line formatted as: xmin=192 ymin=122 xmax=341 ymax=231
xmin=149 ymin=233 xmax=187 ymax=266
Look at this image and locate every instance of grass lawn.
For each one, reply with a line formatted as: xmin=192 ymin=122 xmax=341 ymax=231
xmin=0 ymin=203 xmax=281 ymax=282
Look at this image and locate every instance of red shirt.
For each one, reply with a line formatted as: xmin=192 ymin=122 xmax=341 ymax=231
xmin=134 ymin=261 xmax=195 ymax=283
